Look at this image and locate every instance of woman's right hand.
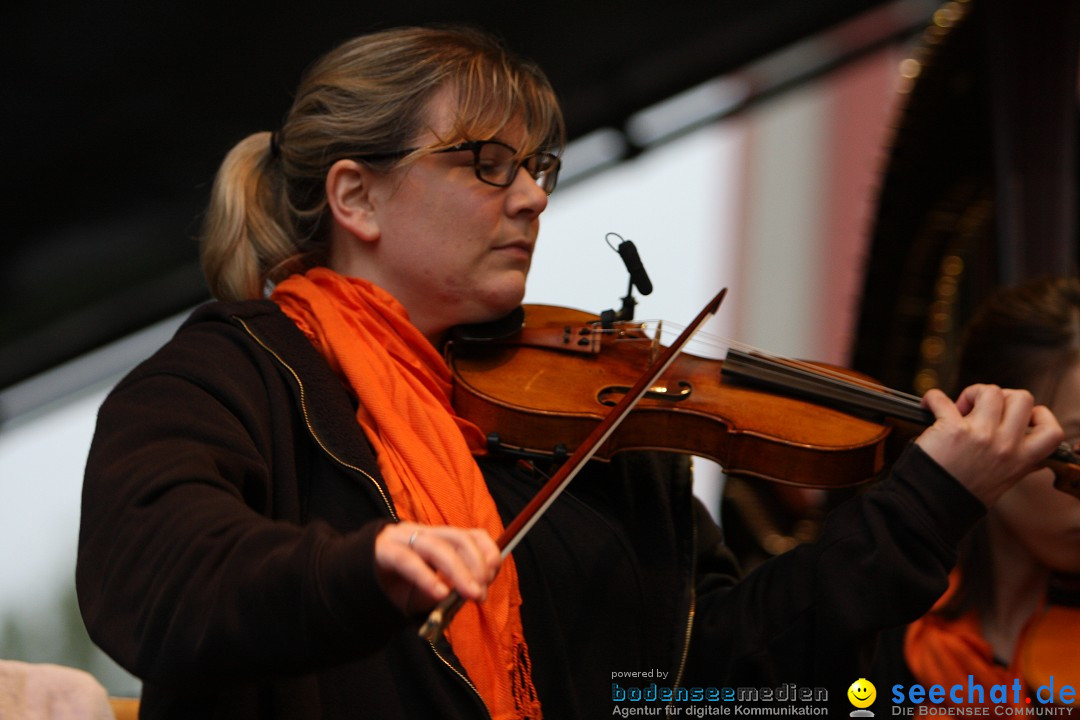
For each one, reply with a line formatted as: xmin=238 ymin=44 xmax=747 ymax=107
xmin=373 ymin=522 xmax=501 ymax=616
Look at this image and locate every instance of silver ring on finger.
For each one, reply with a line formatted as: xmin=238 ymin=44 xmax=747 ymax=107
xmin=408 ymin=530 xmax=420 ymax=549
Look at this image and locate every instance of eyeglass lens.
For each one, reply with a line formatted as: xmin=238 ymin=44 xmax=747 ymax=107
xmin=474 ymin=142 xmax=558 ymax=194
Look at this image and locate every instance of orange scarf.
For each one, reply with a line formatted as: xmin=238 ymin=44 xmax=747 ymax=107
xmin=272 ymin=268 xmax=541 ymax=720
xmin=905 ymin=569 xmax=1036 ymax=707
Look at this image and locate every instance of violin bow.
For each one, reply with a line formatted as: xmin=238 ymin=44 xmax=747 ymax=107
xmin=419 ymin=288 xmax=728 ymax=643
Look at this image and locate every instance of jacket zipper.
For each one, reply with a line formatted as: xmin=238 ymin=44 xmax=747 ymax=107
xmin=237 ymin=316 xmax=492 ymax=717
xmin=429 ymin=641 xmax=492 ymax=719
xmin=235 ymin=317 xmax=397 ymax=520
xmin=672 ymin=588 xmax=696 ymax=695
xmin=669 ymin=507 xmax=698 ymax=714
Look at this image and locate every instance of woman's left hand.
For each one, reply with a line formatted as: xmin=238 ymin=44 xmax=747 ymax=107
xmin=916 ymin=384 xmax=1064 ymax=506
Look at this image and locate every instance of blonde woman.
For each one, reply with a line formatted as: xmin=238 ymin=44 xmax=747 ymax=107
xmin=76 ymin=26 xmax=1062 ymax=719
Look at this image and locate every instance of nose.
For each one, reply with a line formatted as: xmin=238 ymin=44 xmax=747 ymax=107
xmin=505 ymin=166 xmax=549 ymax=217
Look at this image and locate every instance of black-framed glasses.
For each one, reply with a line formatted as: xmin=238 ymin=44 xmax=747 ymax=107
xmin=357 ymin=140 xmax=561 ymax=195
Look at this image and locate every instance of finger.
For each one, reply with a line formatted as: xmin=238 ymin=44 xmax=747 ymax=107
xmin=374 ymin=530 xmax=452 ymax=608
xmin=422 ymin=527 xmax=486 ymax=577
xmin=408 ymin=529 xmax=490 ymax=601
xmin=1021 ymin=404 xmax=1065 ymax=459
xmin=442 ymin=527 xmax=501 ymax=581
xmin=998 ymin=388 xmax=1035 ymax=435
xmin=921 ymin=388 xmax=960 ymax=420
xmin=1030 ymin=403 xmax=1061 ymax=431
xmin=474 ymin=528 xmax=502 ymax=577
xmin=953 ymin=383 xmax=1003 ymax=419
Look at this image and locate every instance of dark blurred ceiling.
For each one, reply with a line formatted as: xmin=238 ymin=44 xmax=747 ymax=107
xmin=3 ymin=0 xmax=927 ymax=402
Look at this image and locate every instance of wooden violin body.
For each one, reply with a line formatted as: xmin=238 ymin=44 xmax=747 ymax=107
xmin=450 ymin=304 xmax=895 ymax=489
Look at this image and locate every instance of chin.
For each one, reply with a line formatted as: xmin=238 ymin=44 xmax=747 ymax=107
xmin=472 ymin=299 xmax=523 ymax=326
xmin=481 ymin=278 xmax=527 ymax=318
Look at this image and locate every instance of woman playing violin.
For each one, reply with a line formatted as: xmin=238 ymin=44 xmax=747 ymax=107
xmin=75 ymin=25 xmax=1063 ymax=719
xmin=873 ymin=276 xmax=1080 ymax=705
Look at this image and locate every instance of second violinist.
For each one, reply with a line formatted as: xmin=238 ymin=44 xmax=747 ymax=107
xmin=75 ymin=25 xmax=1063 ymax=719
xmin=873 ymin=276 xmax=1080 ymax=706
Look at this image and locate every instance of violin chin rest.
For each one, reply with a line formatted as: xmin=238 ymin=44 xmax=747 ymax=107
xmin=451 ymin=306 xmax=527 ymax=343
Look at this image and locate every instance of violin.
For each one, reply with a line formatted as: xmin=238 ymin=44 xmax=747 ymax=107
xmin=448 ymin=302 xmax=1080 ymax=493
xmin=419 ymin=294 xmax=1080 ymax=642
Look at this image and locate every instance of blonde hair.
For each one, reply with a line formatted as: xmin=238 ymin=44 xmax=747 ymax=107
xmin=200 ymin=25 xmax=565 ymax=301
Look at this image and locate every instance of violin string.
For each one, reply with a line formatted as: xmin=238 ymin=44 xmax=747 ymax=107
xmin=589 ymin=319 xmax=927 ymax=409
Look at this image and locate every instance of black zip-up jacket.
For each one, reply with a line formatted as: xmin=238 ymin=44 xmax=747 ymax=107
xmin=76 ymin=300 xmax=985 ymax=718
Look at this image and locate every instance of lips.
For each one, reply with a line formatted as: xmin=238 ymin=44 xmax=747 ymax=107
xmin=496 ymin=239 xmax=533 ymax=253
xmin=494 ymin=240 xmax=534 ymax=262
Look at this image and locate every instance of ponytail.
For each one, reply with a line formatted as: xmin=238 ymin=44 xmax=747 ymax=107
xmin=199 ymin=132 xmax=300 ymax=300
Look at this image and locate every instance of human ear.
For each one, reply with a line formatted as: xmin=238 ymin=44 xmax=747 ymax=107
xmin=325 ymin=159 xmax=380 ymax=242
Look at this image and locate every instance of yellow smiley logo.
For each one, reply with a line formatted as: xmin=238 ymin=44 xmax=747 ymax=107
xmin=848 ymin=678 xmax=876 ymax=709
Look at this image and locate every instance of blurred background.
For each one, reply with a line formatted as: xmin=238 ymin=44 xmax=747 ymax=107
xmin=3 ymin=0 xmax=1076 ymax=696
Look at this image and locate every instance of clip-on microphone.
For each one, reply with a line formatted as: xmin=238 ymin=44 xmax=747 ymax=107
xmin=600 ymin=232 xmax=653 ymax=328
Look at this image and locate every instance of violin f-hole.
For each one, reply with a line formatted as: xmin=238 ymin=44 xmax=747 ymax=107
xmin=597 ymin=381 xmax=692 ymax=407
